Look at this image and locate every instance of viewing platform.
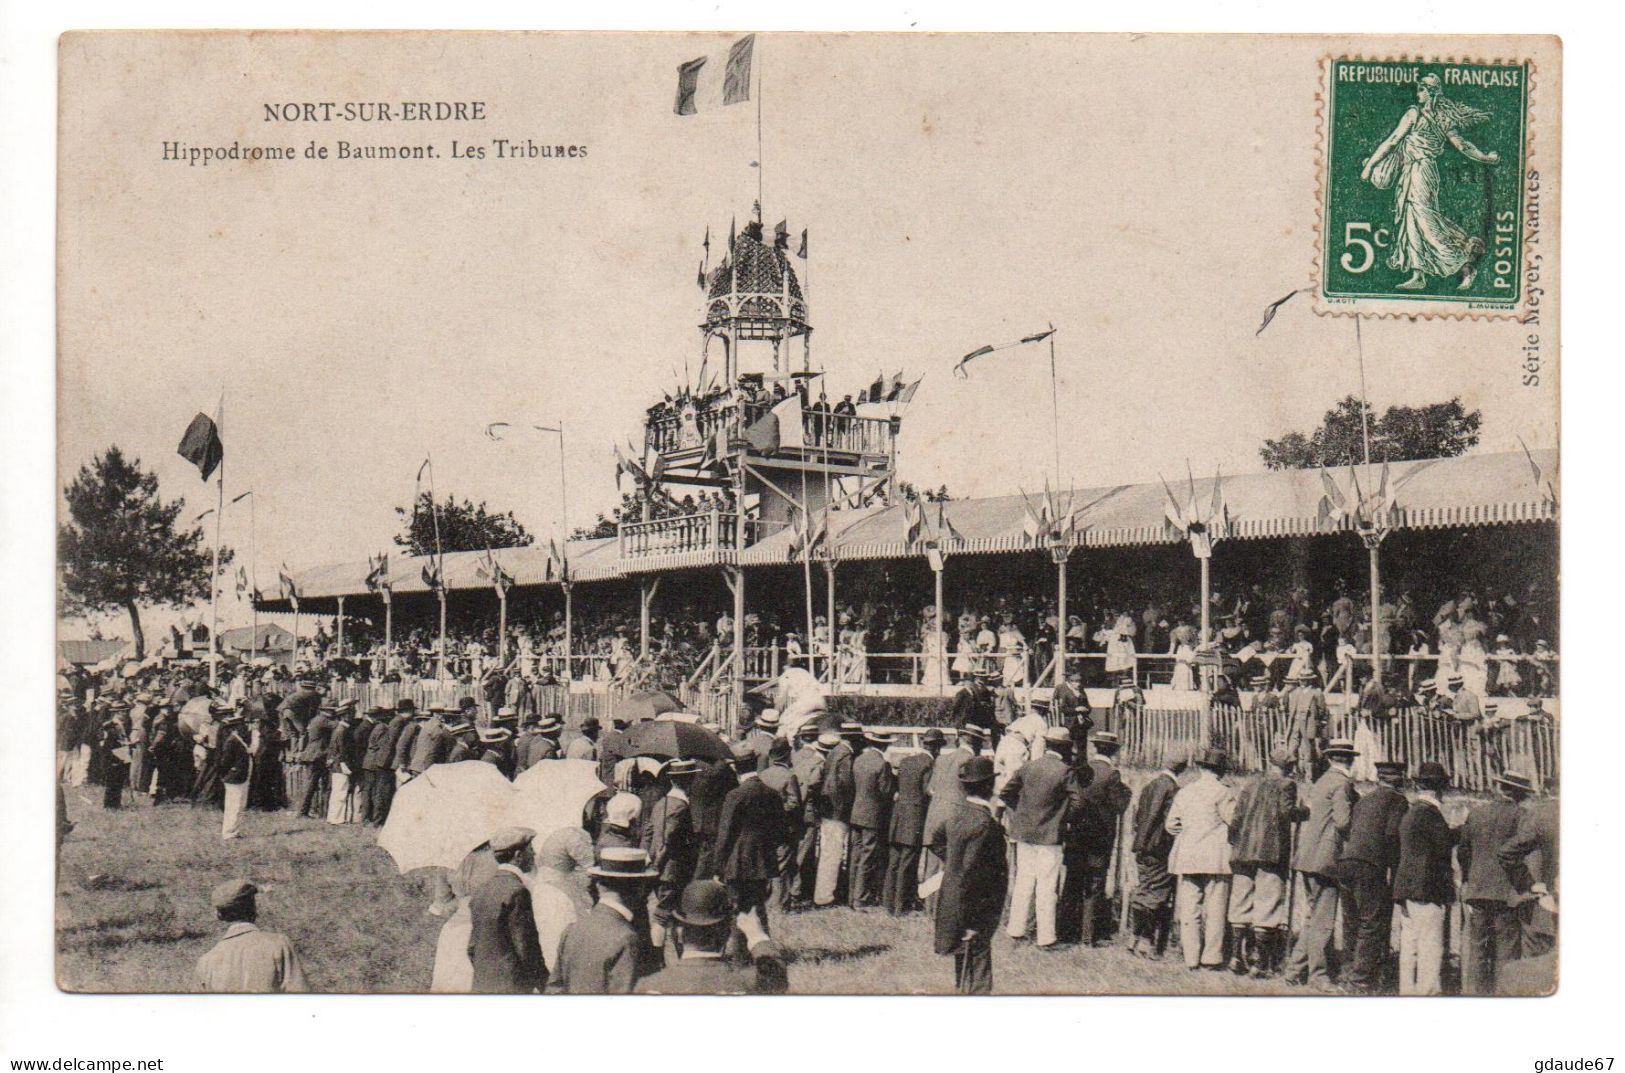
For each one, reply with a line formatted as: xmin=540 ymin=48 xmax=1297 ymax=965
xmin=616 ymin=509 xmax=772 ymax=569
xmin=644 ymin=398 xmax=898 ymax=469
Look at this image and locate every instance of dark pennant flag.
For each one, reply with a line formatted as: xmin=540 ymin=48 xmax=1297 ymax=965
xmin=176 ymin=412 xmax=223 ymax=481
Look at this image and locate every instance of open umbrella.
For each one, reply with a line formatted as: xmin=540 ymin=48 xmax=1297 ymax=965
xmin=623 ymin=718 xmax=731 ymax=761
xmin=377 ymin=761 xmax=516 ymax=874
xmin=509 ymin=759 xmax=609 ymax=838
xmin=177 ymin=695 xmax=215 ymax=737
xmin=611 ymin=689 xmax=683 ymax=725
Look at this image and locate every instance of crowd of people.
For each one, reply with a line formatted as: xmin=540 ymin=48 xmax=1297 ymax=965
xmin=282 ymin=556 xmax=1557 ymax=701
xmin=59 ymin=654 xmax=1556 ymax=996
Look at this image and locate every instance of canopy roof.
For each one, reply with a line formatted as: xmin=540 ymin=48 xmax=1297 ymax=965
xmin=264 ymin=448 xmax=1555 ymax=607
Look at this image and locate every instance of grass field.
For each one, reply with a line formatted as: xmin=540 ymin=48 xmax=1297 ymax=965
xmin=56 ymin=787 xmax=1311 ymax=995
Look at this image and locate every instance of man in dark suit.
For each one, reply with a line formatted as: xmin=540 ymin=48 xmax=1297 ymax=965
xmin=848 ymin=730 xmax=896 ymax=908
xmin=1394 ymin=762 xmax=1458 ymax=995
xmin=642 ymin=758 xmax=698 ymax=952
xmin=757 ymin=737 xmax=803 ymax=911
xmin=882 ymin=729 xmax=940 ymax=916
xmin=1050 ymin=669 xmax=1093 ymax=739
xmin=549 ymin=848 xmax=659 ymax=994
xmin=1128 ymin=750 xmax=1185 ymax=958
xmin=406 ymin=703 xmax=451 ymax=776
xmin=633 ymin=880 xmax=788 ymax=994
xmin=293 ymin=700 xmax=335 ymax=818
xmin=744 ymin=709 xmax=780 ymax=770
xmin=690 ymin=751 xmax=739 ymax=880
xmin=361 ymin=705 xmax=397 ymax=825
xmin=276 ymin=677 xmax=322 ymax=809
xmin=596 ymin=715 xmax=632 ymax=786
xmin=1459 ymin=769 xmax=1530 ymax=994
xmin=1499 ymin=775 xmax=1559 ymax=962
xmin=1060 ymin=731 xmax=1127 ymax=946
xmin=1002 ymin=726 xmax=1080 ymax=949
xmin=813 ymin=729 xmax=856 ymax=906
xmin=389 ymin=701 xmax=422 ymax=786
xmin=1336 ymin=760 xmax=1410 ymax=992
xmin=467 ymin=827 xmax=548 ymax=993
xmin=715 ymin=743 xmax=787 ymax=952
xmin=932 ymin=756 xmax=1007 ymax=994
xmin=1225 ymin=746 xmax=1297 ymax=975
xmin=948 ymin=672 xmax=999 ymax=743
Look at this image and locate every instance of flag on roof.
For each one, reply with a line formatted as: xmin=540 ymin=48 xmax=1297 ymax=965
xmin=235 ymin=565 xmax=249 ymax=599
xmin=476 ymin=549 xmax=514 ymax=595
xmin=936 ymin=500 xmax=963 ymax=545
xmin=903 ymin=497 xmax=925 ymax=546
xmin=796 ymin=229 xmax=807 ymax=259
xmin=789 ymin=510 xmax=827 ymax=561
xmin=897 ymin=378 xmax=923 ymax=406
xmin=421 ymin=559 xmax=442 ymax=591
xmin=278 ymin=564 xmax=300 ymax=610
xmin=365 ymin=553 xmax=391 ymax=594
xmin=176 ymin=408 xmax=223 ymax=482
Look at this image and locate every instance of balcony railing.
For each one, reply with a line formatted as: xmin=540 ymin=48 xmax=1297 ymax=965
xmin=618 ymin=509 xmax=743 ymax=559
xmin=644 ymin=397 xmax=897 ymax=459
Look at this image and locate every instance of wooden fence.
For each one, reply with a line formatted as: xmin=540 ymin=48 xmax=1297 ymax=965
xmin=1119 ymin=702 xmax=1558 ymax=793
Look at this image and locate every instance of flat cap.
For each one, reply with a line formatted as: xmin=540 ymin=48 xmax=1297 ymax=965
xmin=210 ymin=879 xmax=258 ymax=910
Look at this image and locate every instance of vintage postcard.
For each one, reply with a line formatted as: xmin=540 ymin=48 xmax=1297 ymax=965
xmin=56 ymin=31 xmax=1560 ymax=996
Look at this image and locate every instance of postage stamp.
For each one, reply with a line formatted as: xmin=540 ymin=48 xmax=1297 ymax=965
xmin=1318 ymin=58 xmax=1532 ymax=317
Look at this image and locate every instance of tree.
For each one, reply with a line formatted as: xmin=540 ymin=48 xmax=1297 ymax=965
xmin=1260 ymin=395 xmax=1482 ymax=470
xmin=394 ymin=492 xmax=534 ymax=556
xmin=58 ymin=446 xmax=232 ymax=659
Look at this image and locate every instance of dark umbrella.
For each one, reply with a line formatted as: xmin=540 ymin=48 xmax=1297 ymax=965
xmin=623 ymin=719 xmax=731 ymax=762
xmin=612 ymin=689 xmax=683 ymax=725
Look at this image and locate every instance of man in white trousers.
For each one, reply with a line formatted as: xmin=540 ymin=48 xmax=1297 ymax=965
xmin=1000 ymin=727 xmax=1078 ymax=949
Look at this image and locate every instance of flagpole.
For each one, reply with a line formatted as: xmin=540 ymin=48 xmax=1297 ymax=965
xmin=1354 ymin=317 xmax=1386 ymax=686
xmin=248 ymin=492 xmax=257 ymax=664
xmin=209 ymin=457 xmax=224 ymax=689
xmin=427 ymin=455 xmax=447 ymax=682
xmin=756 ymin=40 xmax=764 ymax=221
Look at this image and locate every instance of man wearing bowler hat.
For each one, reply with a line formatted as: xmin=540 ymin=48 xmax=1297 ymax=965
xmin=1394 ymin=761 xmax=1458 ymax=995
xmin=1128 ymin=748 xmax=1186 ymax=959
xmin=1336 ymin=759 xmax=1410 ymax=992
xmin=1285 ymin=736 xmax=1359 ymax=991
xmin=1459 ymin=768 xmax=1531 ymax=994
xmin=549 ymin=847 xmax=660 ymax=994
xmin=758 ymin=736 xmax=804 ymax=911
xmin=565 ymin=715 xmax=600 ymax=761
xmin=194 ymin=880 xmax=308 ymax=992
xmin=633 ymin=880 xmax=788 ymax=994
xmin=467 ymin=827 xmax=548 ymax=993
xmin=931 ymin=756 xmax=1006 ymax=993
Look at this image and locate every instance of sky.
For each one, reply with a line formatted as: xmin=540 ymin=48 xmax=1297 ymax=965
xmin=56 ymin=32 xmax=1560 ymax=636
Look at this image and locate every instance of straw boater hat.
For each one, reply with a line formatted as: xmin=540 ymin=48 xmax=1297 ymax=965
xmin=478 ymin=727 xmax=512 ymax=745
xmin=1446 ymin=673 xmax=1464 ymax=688
xmin=1090 ymin=730 xmax=1121 ymax=750
xmin=1418 ymin=677 xmax=1438 ymax=694
xmin=1322 ymin=737 xmax=1359 ymax=759
xmin=534 ymin=715 xmax=563 ymax=735
xmin=756 ymin=708 xmax=781 ymax=729
xmin=1042 ymin=726 xmax=1073 ymax=750
xmin=815 ymin=731 xmax=841 ymax=751
xmin=662 ymin=758 xmax=701 ymax=778
xmin=588 ymin=846 xmax=660 ymax=881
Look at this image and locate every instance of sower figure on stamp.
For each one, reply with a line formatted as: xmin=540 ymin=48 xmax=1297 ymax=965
xmin=1360 ymin=72 xmax=1499 ymax=291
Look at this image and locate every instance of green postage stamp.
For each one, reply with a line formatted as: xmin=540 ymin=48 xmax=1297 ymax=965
xmin=1319 ymin=58 xmax=1531 ymax=316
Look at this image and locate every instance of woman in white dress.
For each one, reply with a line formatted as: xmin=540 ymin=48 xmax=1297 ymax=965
xmin=999 ymin=619 xmax=1028 ymax=689
xmin=1285 ymin=625 xmax=1316 ymax=683
xmin=1169 ymin=624 xmax=1197 ymax=692
xmin=975 ymin=617 xmax=999 ymax=677
xmin=951 ymin=612 xmax=977 ymax=682
xmin=1097 ymin=612 xmax=1138 ymax=680
xmin=1456 ymin=618 xmax=1490 ymax=698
